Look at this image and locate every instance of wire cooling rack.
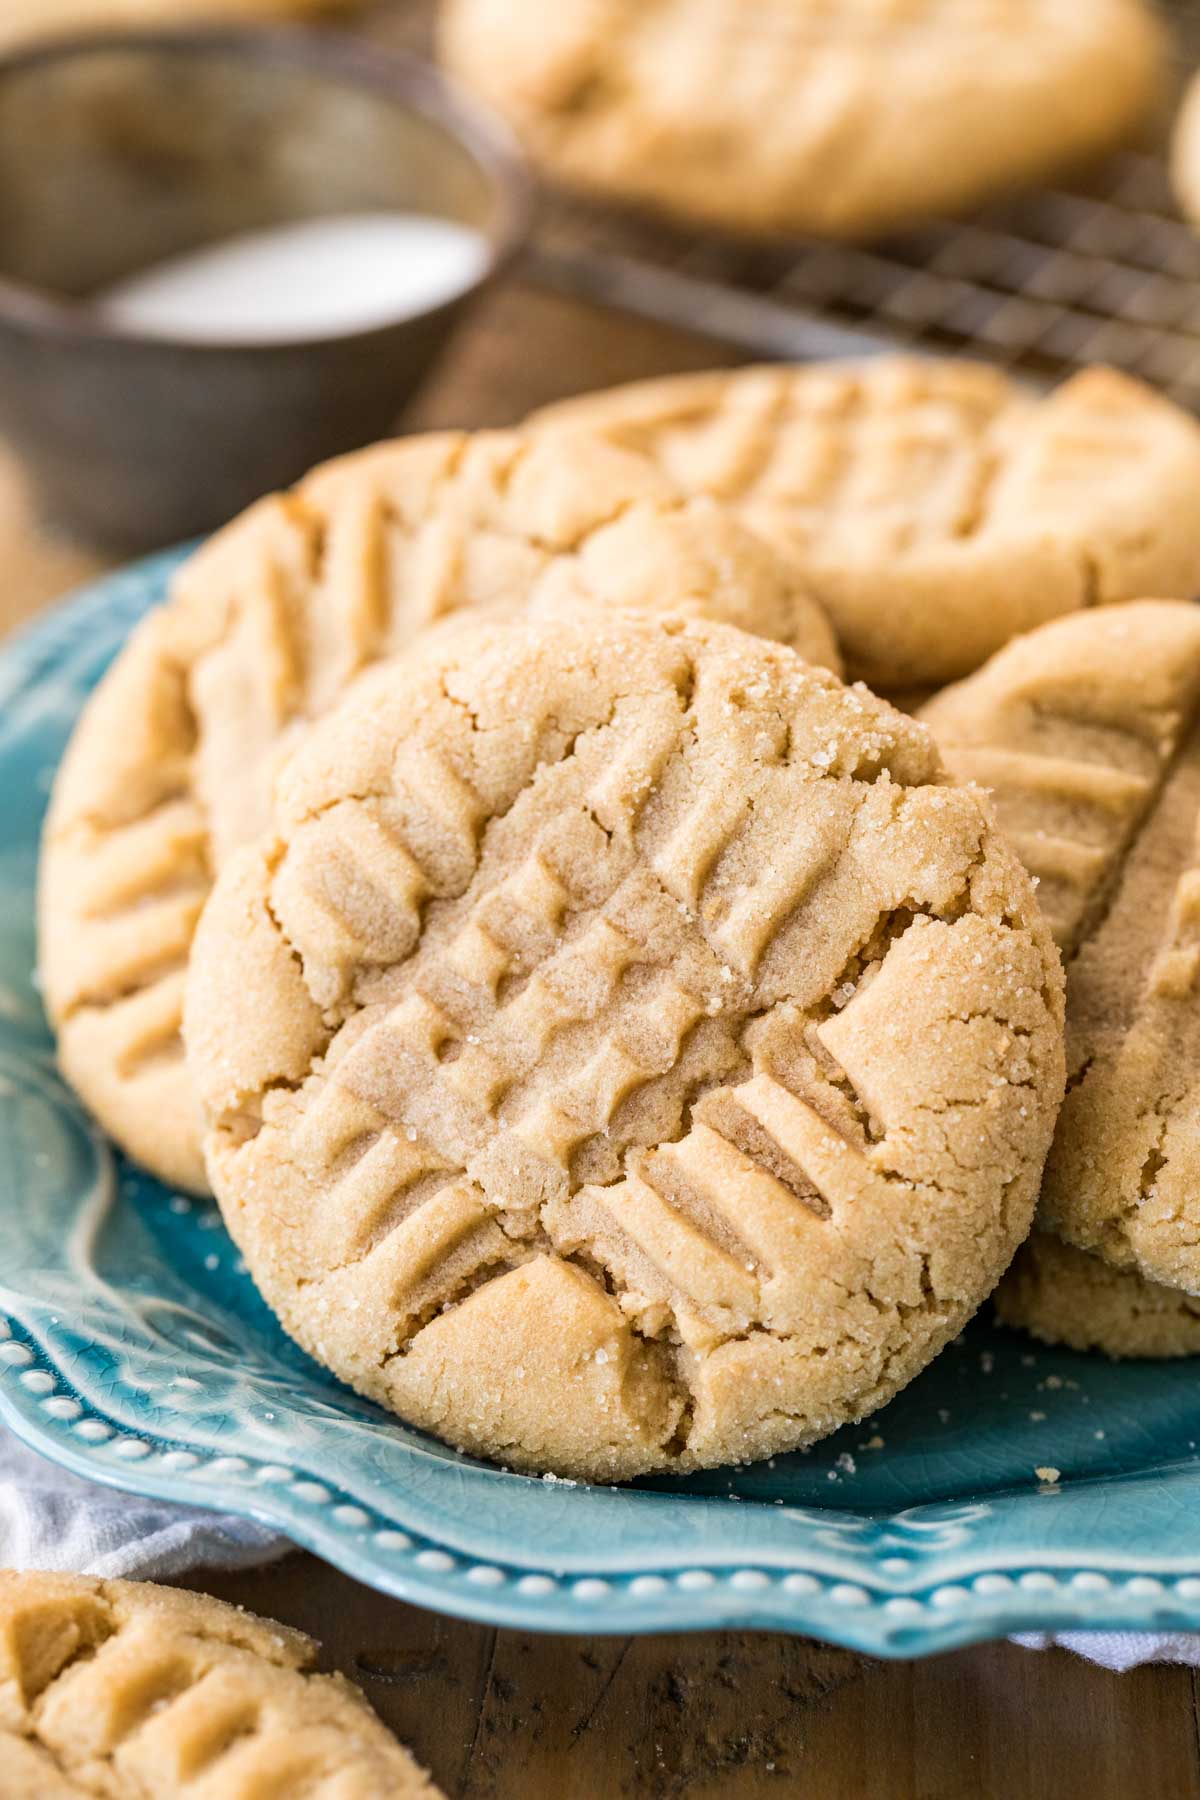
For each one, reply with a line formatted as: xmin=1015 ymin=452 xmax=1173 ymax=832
xmin=514 ymin=1 xmax=1200 ymax=406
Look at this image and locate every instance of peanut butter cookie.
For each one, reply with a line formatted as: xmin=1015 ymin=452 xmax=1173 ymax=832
xmin=0 ymin=1569 xmax=438 ymax=1798
xmin=0 ymin=0 xmax=349 ymax=45
xmin=535 ymin=360 xmax=1200 ymax=690
xmin=186 ymin=611 xmax=1064 ymax=1480
xmin=996 ymin=1231 xmax=1200 ymax=1359
xmin=39 ymin=431 xmax=836 ymax=1194
xmin=923 ymin=601 xmax=1200 ymax=1297
xmin=1171 ymin=66 xmax=1200 ymax=227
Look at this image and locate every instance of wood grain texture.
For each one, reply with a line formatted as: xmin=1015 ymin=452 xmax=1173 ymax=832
xmin=2 ymin=3 xmax=1197 ymax=1785
xmin=183 ymin=1550 xmax=1200 ymax=1800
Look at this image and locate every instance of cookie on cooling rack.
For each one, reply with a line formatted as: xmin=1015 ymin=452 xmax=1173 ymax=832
xmin=922 ymin=600 xmax=1200 ymax=1302
xmin=997 ymin=1232 xmax=1200 ymax=1359
xmin=185 ymin=610 xmax=1064 ymax=1481
xmin=0 ymin=1569 xmax=438 ymax=1798
xmin=438 ymin=0 xmax=1165 ymax=239
xmin=38 ymin=430 xmax=837 ymax=1195
xmin=535 ymin=359 xmax=1200 ymax=690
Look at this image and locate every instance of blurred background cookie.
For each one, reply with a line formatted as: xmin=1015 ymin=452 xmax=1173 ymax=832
xmin=1172 ymin=62 xmax=1200 ymax=224
xmin=922 ymin=602 xmax=1200 ymax=1307
xmin=438 ymin=0 xmax=1166 ymax=239
xmin=0 ymin=0 xmax=354 ymax=47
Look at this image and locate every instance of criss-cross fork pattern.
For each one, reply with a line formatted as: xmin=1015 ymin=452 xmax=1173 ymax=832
xmin=196 ymin=622 xmax=1059 ymax=1475
xmin=0 ymin=1573 xmax=432 ymax=1798
xmin=541 ymin=361 xmax=1192 ymax=573
xmin=43 ymin=430 xmax=796 ymax=1191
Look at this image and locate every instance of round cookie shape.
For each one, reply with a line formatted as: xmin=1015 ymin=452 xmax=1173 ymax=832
xmin=0 ymin=1569 xmax=439 ymax=1798
xmin=534 ymin=360 xmax=1200 ymax=690
xmin=438 ymin=0 xmax=1164 ymax=241
xmin=921 ymin=601 xmax=1200 ymax=1294
xmin=39 ymin=429 xmax=837 ymax=1195
xmin=186 ymin=611 xmax=1065 ymax=1481
xmin=996 ymin=1231 xmax=1200 ymax=1359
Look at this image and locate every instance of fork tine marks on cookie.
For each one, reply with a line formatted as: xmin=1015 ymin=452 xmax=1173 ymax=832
xmin=925 ymin=601 xmax=1200 ymax=1328
xmin=0 ymin=1569 xmax=440 ymax=1797
xmin=188 ymin=611 xmax=1063 ymax=1480
xmin=42 ymin=428 xmax=835 ymax=1193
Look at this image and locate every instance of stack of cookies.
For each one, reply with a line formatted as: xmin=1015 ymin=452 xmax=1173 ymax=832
xmin=38 ymin=355 xmax=1200 ymax=1484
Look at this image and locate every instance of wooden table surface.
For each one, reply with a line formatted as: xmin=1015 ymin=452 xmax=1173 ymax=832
xmin=4 ymin=8 xmax=1200 ymax=1789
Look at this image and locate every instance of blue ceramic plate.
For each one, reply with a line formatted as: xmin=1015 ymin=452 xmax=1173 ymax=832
xmin=5 ymin=554 xmax=1200 ymax=1659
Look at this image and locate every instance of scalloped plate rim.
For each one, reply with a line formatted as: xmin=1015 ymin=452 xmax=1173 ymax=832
xmin=6 ymin=1362 xmax=1200 ymax=1658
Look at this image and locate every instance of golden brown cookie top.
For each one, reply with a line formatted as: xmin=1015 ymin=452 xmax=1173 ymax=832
xmin=440 ymin=0 xmax=1164 ymax=238
xmin=922 ymin=601 xmax=1200 ymax=955
xmin=535 ymin=361 xmax=1200 ymax=690
xmin=0 ymin=1570 xmax=438 ymax=1799
xmin=922 ymin=601 xmax=1200 ymax=1293
xmin=39 ymin=428 xmax=836 ymax=1194
xmin=186 ymin=610 xmax=1064 ymax=1481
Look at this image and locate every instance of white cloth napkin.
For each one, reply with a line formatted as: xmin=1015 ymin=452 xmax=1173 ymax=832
xmin=2 ymin=1424 xmax=1196 ymax=1666
xmin=0 ymin=1425 xmax=290 ymax=1582
xmin=1011 ymin=1631 xmax=1200 ymax=1671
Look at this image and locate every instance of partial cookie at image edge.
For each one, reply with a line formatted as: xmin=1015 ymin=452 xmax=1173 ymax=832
xmin=1171 ymin=65 xmax=1200 ymax=228
xmin=438 ymin=0 xmax=1166 ymax=240
xmin=996 ymin=1232 xmax=1200 ymax=1360
xmin=0 ymin=0 xmax=352 ymax=50
xmin=0 ymin=1568 xmax=441 ymax=1798
xmin=921 ymin=600 xmax=1200 ymax=1296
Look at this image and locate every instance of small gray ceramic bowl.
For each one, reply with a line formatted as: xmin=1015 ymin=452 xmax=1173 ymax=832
xmin=0 ymin=28 xmax=528 ymax=549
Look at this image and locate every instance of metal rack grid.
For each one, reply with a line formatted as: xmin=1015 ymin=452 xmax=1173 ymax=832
xmin=522 ymin=1 xmax=1200 ymax=407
